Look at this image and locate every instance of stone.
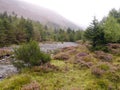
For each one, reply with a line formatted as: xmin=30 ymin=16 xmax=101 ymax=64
xmin=0 ymin=75 xmax=3 ymax=79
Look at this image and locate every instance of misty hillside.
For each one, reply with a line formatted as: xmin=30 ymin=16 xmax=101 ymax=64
xmin=0 ymin=0 xmax=80 ymax=29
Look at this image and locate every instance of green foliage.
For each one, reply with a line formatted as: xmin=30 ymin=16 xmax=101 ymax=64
xmin=84 ymin=17 xmax=106 ymax=48
xmin=0 ymin=44 xmax=120 ymax=90
xmin=109 ymin=8 xmax=120 ymax=19
xmin=0 ymin=12 xmax=84 ymax=47
xmin=91 ymin=67 xmax=104 ymax=77
xmin=53 ymin=28 xmax=83 ymax=42
xmin=0 ymin=74 xmax=31 ymax=90
xmin=14 ymin=40 xmax=51 ymax=68
xmin=13 ymin=61 xmax=25 ymax=71
xmin=91 ymin=45 xmax=109 ymax=52
xmin=84 ymin=9 xmax=120 ymax=51
xmin=98 ymin=64 xmax=110 ymax=71
xmin=40 ymin=53 xmax=51 ymax=64
xmin=103 ymin=16 xmax=120 ymax=43
xmin=107 ymin=71 xmax=120 ymax=89
xmin=0 ymin=12 xmax=36 ymax=46
xmin=96 ymin=79 xmax=109 ymax=89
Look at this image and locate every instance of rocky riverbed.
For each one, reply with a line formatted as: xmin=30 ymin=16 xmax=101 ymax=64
xmin=0 ymin=56 xmax=17 ymax=80
xmin=0 ymin=42 xmax=78 ymax=80
xmin=0 ymin=65 xmax=17 ymax=80
xmin=40 ymin=42 xmax=78 ymax=53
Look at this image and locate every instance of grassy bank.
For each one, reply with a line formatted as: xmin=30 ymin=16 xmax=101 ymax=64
xmin=0 ymin=44 xmax=120 ymax=90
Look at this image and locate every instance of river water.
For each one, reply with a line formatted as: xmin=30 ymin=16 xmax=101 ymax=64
xmin=0 ymin=42 xmax=78 ymax=80
xmin=40 ymin=42 xmax=78 ymax=53
xmin=0 ymin=65 xmax=17 ymax=80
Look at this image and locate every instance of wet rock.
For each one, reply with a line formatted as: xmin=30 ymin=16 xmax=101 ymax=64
xmin=0 ymin=65 xmax=17 ymax=80
xmin=0 ymin=56 xmax=11 ymax=64
xmin=0 ymin=75 xmax=3 ymax=79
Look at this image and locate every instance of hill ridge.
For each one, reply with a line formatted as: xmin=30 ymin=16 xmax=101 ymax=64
xmin=0 ymin=0 xmax=81 ymax=29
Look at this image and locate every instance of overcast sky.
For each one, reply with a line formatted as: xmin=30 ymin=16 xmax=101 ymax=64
xmin=20 ymin=0 xmax=120 ymax=28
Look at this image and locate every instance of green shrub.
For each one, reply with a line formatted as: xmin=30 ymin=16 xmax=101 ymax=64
xmin=14 ymin=40 xmax=51 ymax=68
xmin=53 ymin=53 xmax=69 ymax=60
xmin=91 ymin=63 xmax=110 ymax=77
xmin=94 ymin=51 xmax=113 ymax=62
xmin=91 ymin=45 xmax=109 ymax=52
xmin=107 ymin=72 xmax=120 ymax=89
xmin=91 ymin=67 xmax=104 ymax=77
xmin=96 ymin=79 xmax=109 ymax=90
xmin=0 ymin=74 xmax=31 ymax=90
xmin=13 ymin=61 xmax=25 ymax=71
xmin=21 ymin=81 xmax=40 ymax=90
xmin=41 ymin=53 xmax=51 ymax=63
xmin=98 ymin=64 xmax=110 ymax=71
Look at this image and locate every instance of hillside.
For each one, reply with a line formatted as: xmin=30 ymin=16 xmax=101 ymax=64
xmin=0 ymin=0 xmax=80 ymax=29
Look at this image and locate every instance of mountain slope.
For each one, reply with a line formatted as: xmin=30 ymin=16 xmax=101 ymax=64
xmin=0 ymin=0 xmax=80 ymax=29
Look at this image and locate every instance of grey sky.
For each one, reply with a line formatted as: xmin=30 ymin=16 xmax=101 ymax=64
xmin=20 ymin=0 xmax=120 ymax=28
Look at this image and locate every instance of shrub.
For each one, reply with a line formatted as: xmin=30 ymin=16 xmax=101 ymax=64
xmin=75 ymin=52 xmax=89 ymax=62
xmin=98 ymin=64 xmax=110 ymax=71
xmin=96 ymin=79 xmax=109 ymax=89
xmin=108 ymin=43 xmax=120 ymax=49
xmin=68 ymin=49 xmax=78 ymax=55
xmin=107 ymin=72 xmax=120 ymax=89
xmin=13 ymin=61 xmax=25 ymax=71
xmin=32 ymin=63 xmax=59 ymax=72
xmin=91 ymin=45 xmax=109 ymax=52
xmin=53 ymin=53 xmax=69 ymax=60
xmin=108 ymin=43 xmax=120 ymax=55
xmin=77 ymin=52 xmax=88 ymax=57
xmin=94 ymin=51 xmax=113 ymax=62
xmin=21 ymin=81 xmax=40 ymax=90
xmin=91 ymin=67 xmax=104 ymax=77
xmin=107 ymin=72 xmax=120 ymax=83
xmin=0 ymin=74 xmax=31 ymax=90
xmin=14 ymin=40 xmax=51 ymax=68
xmin=40 ymin=53 xmax=51 ymax=64
xmin=83 ymin=55 xmax=93 ymax=62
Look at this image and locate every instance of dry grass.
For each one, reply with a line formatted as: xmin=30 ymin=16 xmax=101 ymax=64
xmin=0 ymin=48 xmax=12 ymax=58
xmin=21 ymin=81 xmax=40 ymax=90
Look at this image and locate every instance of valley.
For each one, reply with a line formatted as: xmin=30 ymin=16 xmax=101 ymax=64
xmin=0 ymin=0 xmax=120 ymax=90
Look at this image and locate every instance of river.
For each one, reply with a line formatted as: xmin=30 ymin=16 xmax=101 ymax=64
xmin=40 ymin=42 xmax=78 ymax=53
xmin=0 ymin=42 xmax=78 ymax=80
